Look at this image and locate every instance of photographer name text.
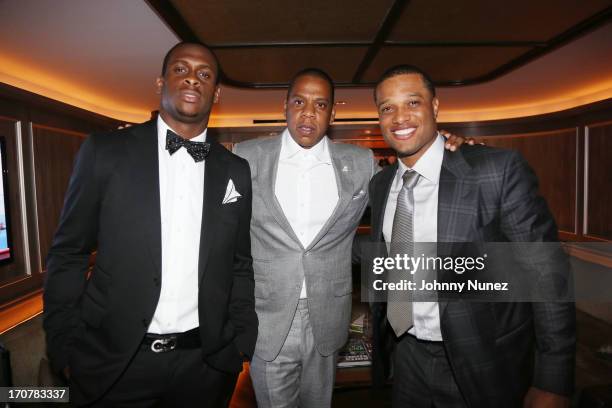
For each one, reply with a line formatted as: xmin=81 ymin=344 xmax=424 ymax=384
xmin=372 ymin=279 xmax=509 ymax=292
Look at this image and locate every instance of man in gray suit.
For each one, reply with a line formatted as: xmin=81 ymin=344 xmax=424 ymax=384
xmin=369 ymin=65 xmax=574 ymax=408
xmin=234 ymin=68 xmax=468 ymax=407
xmin=234 ymin=68 xmax=374 ymax=407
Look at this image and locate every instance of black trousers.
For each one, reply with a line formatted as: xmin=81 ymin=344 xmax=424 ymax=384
xmin=392 ymin=334 xmax=467 ymax=408
xmin=88 ymin=346 xmax=238 ymax=408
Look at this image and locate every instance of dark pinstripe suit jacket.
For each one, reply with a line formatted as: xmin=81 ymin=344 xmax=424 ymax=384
xmin=369 ymin=144 xmax=575 ymax=408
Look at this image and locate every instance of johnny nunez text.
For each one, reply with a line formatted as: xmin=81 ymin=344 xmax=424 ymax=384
xmin=372 ymin=279 xmax=509 ymax=292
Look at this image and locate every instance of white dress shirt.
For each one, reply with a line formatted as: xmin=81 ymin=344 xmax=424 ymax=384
xmin=275 ymin=129 xmax=338 ymax=298
xmin=148 ymin=116 xmax=205 ymax=334
xmin=382 ymin=133 xmax=445 ymax=341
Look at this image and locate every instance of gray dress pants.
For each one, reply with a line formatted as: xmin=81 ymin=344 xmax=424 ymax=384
xmin=250 ymin=299 xmax=337 ymax=408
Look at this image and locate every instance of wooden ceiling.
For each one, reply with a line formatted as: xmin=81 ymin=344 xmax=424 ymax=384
xmin=1 ymin=0 xmax=610 ymax=125
xmin=147 ymin=0 xmax=612 ymax=88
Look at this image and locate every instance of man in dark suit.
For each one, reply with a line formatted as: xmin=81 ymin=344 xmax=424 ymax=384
xmin=369 ymin=65 xmax=575 ymax=408
xmin=43 ymin=42 xmax=257 ymax=407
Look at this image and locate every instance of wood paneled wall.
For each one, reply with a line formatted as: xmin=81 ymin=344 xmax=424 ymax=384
xmin=0 ymin=83 xmax=119 ymax=305
xmin=32 ymin=126 xmax=86 ymax=270
xmin=585 ymin=121 xmax=612 ymax=241
xmin=474 ymin=129 xmax=578 ymax=236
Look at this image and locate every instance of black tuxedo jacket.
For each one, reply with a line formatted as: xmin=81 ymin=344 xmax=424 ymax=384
xmin=43 ymin=121 xmax=257 ymax=404
xmin=369 ymin=144 xmax=575 ymax=408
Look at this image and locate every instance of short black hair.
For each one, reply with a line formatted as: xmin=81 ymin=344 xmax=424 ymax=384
xmin=161 ymin=42 xmax=221 ymax=85
xmin=287 ymin=68 xmax=335 ymax=104
xmin=374 ymin=64 xmax=436 ymax=101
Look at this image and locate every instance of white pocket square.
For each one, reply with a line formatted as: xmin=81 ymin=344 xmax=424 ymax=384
xmin=222 ymin=179 xmax=242 ymax=204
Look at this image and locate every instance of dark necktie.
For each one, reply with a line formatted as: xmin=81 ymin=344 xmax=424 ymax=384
xmin=387 ymin=169 xmax=420 ymax=337
xmin=165 ymin=130 xmax=210 ymax=162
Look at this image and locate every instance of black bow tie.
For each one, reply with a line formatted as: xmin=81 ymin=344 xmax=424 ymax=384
xmin=165 ymin=130 xmax=211 ymax=162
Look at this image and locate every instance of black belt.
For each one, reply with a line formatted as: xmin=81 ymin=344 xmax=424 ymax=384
xmin=141 ymin=327 xmax=201 ymax=353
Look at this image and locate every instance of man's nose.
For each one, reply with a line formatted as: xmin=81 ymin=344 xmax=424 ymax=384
xmin=184 ymin=76 xmax=200 ymax=87
xmin=392 ymin=106 xmax=410 ymax=124
xmin=301 ymin=102 xmax=316 ymax=117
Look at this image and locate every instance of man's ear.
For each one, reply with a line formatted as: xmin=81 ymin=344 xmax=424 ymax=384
xmin=155 ymin=77 xmax=164 ymax=94
xmin=283 ymin=99 xmax=288 ymax=121
xmin=329 ymin=106 xmax=336 ymax=125
xmin=213 ymin=86 xmax=221 ymax=103
xmin=432 ymin=97 xmax=439 ymax=120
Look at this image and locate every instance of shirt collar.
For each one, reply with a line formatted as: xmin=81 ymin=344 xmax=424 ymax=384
xmin=396 ymin=132 xmax=444 ymax=185
xmin=279 ymin=128 xmax=332 ymax=164
xmin=157 ymin=115 xmax=208 ymax=150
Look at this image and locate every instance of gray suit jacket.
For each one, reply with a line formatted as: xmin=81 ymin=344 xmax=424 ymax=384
xmin=235 ymin=134 xmax=376 ymax=360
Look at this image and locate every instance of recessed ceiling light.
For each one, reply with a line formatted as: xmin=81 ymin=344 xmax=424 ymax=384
xmin=335 ymin=101 xmax=347 ymax=105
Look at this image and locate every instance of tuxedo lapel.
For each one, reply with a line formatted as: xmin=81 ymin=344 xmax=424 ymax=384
xmin=128 ymin=121 xmax=162 ymax=273
xmin=198 ymin=141 xmax=230 ymax=282
xmin=258 ymin=136 xmax=303 ymax=247
xmin=305 ymin=143 xmax=354 ymax=250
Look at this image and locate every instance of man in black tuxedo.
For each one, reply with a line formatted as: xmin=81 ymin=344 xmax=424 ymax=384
xmin=369 ymin=65 xmax=575 ymax=408
xmin=43 ymin=42 xmax=257 ymax=407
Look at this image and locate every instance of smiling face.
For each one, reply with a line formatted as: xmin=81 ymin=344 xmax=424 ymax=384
xmin=156 ymin=43 xmax=220 ymax=133
xmin=284 ymin=74 xmax=335 ymax=149
xmin=375 ymin=73 xmax=439 ymax=167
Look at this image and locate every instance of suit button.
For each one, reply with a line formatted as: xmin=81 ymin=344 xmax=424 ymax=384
xmin=141 ymin=319 xmax=148 ymax=327
xmin=153 ymin=277 xmax=160 ymax=286
xmin=304 ymin=251 xmax=311 ymax=256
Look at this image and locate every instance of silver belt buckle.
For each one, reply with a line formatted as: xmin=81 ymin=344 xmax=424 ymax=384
xmin=151 ymin=337 xmax=177 ymax=353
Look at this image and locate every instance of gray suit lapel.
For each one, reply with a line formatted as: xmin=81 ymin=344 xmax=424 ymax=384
xmin=437 ymin=148 xmax=476 ymax=318
xmin=259 ymin=136 xmax=304 ymax=248
xmin=306 ymin=141 xmax=354 ymax=251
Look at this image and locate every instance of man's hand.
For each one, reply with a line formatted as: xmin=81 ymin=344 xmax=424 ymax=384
xmin=439 ymin=129 xmax=480 ymax=151
xmin=523 ymin=387 xmax=570 ymax=408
